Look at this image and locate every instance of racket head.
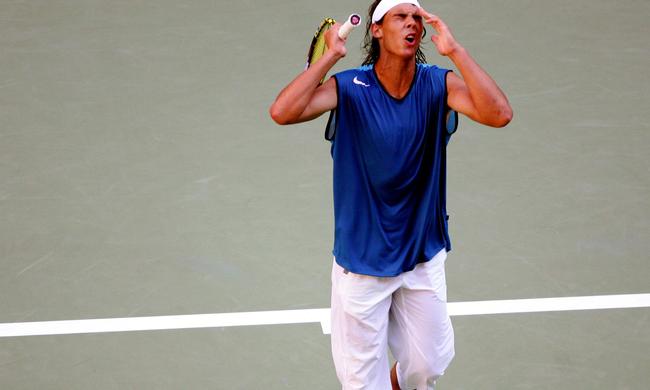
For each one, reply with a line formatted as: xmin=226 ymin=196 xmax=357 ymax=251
xmin=306 ymin=18 xmax=336 ymax=83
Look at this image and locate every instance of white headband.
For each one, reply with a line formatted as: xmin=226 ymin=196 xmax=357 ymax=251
xmin=371 ymin=0 xmax=421 ymax=23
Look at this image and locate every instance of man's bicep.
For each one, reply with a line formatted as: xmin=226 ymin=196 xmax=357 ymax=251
xmin=296 ymin=77 xmax=338 ymax=123
xmin=446 ymin=72 xmax=479 ymax=122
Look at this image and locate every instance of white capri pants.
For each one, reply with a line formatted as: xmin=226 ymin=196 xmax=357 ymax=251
xmin=331 ymin=249 xmax=454 ymax=390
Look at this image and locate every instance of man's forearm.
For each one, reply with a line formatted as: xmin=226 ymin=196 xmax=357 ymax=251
xmin=448 ymin=46 xmax=513 ymax=127
xmin=269 ymin=51 xmax=342 ymax=125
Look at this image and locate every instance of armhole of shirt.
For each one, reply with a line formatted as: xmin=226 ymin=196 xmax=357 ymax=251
xmin=443 ymin=70 xmax=459 ymax=139
xmin=325 ymin=75 xmax=340 ymax=141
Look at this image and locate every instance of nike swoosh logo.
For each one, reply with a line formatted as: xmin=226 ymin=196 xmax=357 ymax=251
xmin=353 ymin=76 xmax=370 ymax=87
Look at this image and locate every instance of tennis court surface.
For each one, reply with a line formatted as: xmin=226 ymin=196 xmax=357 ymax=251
xmin=1 ymin=0 xmax=648 ymax=388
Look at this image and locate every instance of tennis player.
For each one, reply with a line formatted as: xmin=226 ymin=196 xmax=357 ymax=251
xmin=270 ymin=1 xmax=512 ymax=389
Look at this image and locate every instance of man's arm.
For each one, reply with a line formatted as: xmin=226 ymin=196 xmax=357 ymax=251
xmin=269 ymin=25 xmax=346 ymax=125
xmin=418 ymin=8 xmax=513 ymax=128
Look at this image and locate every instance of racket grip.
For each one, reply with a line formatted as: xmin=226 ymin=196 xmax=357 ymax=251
xmin=338 ymin=14 xmax=362 ymax=39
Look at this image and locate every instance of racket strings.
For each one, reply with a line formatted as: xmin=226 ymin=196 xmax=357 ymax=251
xmin=306 ymin=18 xmax=337 ymax=81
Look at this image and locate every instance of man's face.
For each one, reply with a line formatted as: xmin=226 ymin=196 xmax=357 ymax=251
xmin=373 ymin=4 xmax=424 ymax=60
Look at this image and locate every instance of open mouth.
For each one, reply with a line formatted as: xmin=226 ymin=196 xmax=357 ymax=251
xmin=405 ymin=34 xmax=416 ymax=44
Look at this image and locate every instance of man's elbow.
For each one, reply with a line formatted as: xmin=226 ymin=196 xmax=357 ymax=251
xmin=269 ymin=104 xmax=290 ymax=125
xmin=491 ymin=105 xmax=513 ymax=128
xmin=497 ymin=107 xmax=513 ymax=127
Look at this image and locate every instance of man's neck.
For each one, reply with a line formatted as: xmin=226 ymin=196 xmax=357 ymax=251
xmin=374 ymin=55 xmax=417 ymax=99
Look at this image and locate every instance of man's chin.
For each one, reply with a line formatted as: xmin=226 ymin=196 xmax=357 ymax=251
xmin=401 ymin=46 xmax=419 ymax=58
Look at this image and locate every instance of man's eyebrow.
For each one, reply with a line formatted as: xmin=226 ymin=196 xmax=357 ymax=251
xmin=393 ymin=12 xmax=420 ymax=18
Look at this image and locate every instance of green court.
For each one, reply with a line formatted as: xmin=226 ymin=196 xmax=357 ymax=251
xmin=1 ymin=0 xmax=648 ymax=388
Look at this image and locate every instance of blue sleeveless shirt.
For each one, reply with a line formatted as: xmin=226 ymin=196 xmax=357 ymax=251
xmin=329 ymin=64 xmax=454 ymax=277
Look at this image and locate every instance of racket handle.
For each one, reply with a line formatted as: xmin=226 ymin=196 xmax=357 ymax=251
xmin=338 ymin=14 xmax=362 ymax=39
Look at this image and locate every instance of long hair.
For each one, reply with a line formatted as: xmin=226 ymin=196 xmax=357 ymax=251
xmin=362 ymin=0 xmax=427 ymax=65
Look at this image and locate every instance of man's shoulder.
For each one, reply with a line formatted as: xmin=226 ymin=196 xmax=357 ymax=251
xmin=418 ymin=63 xmax=450 ymax=76
xmin=334 ymin=65 xmax=373 ymax=81
xmin=417 ymin=63 xmax=452 ymax=91
xmin=332 ymin=66 xmax=375 ymax=94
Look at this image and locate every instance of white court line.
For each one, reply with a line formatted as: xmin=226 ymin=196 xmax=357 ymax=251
xmin=0 ymin=294 xmax=648 ymax=338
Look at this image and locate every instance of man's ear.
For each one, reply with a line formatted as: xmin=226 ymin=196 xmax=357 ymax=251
xmin=371 ymin=23 xmax=383 ymax=39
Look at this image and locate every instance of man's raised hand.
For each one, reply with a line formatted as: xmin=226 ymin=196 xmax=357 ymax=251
xmin=417 ymin=8 xmax=461 ymax=57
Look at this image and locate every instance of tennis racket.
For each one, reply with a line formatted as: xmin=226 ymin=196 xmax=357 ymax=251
xmin=316 ymin=14 xmax=361 ymax=141
xmin=305 ymin=14 xmax=362 ymax=84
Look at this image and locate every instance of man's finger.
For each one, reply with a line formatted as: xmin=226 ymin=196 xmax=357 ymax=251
xmin=416 ymin=8 xmax=430 ymax=23
xmin=416 ymin=7 xmax=433 ymax=18
xmin=417 ymin=8 xmax=437 ymax=21
xmin=326 ymin=23 xmax=344 ymax=44
xmin=417 ymin=7 xmax=444 ymax=31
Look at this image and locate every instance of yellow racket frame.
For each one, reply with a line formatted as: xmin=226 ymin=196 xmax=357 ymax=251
xmin=306 ymin=18 xmax=336 ymax=84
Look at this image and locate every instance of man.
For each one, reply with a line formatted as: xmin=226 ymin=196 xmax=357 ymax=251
xmin=270 ymin=0 xmax=512 ymax=389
